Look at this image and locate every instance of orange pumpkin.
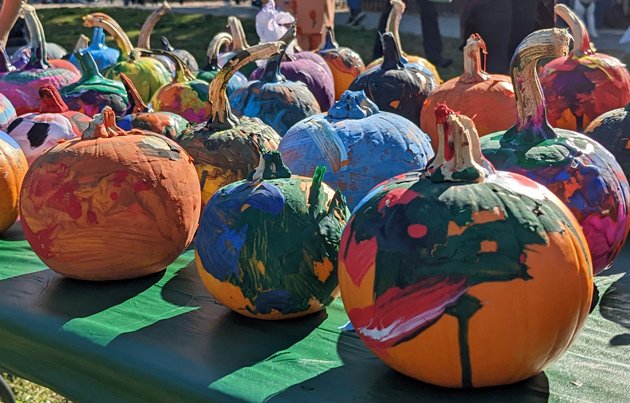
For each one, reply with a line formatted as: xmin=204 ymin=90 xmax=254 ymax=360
xmin=318 ymin=27 xmax=365 ymax=100
xmin=20 ymin=107 xmax=201 ymax=280
xmin=0 ymin=131 xmax=28 ymax=233
xmin=420 ymin=34 xmax=516 ymax=151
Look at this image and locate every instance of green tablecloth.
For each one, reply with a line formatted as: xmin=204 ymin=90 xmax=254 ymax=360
xmin=0 ymin=222 xmax=628 ymax=402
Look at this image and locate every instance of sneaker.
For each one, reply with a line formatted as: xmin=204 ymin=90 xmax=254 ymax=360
xmin=351 ymin=12 xmax=366 ymax=26
xmin=346 ymin=14 xmax=356 ymax=26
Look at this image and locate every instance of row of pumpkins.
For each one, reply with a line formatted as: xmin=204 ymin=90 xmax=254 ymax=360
xmin=1 ymin=0 xmax=630 ymax=390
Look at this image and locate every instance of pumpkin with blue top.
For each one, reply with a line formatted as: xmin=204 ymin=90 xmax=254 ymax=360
xmin=69 ymin=27 xmax=120 ymax=73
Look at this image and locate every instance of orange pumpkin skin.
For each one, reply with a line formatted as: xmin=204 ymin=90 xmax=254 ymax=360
xmin=318 ymin=28 xmax=366 ymax=100
xmin=0 ymin=132 xmax=28 ymax=233
xmin=20 ymin=108 xmax=201 ymax=280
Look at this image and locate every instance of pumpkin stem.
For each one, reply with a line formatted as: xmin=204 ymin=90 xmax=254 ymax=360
xmin=461 ymin=34 xmax=489 ymax=83
xmin=249 ymin=151 xmax=292 ymax=181
xmin=328 ymin=90 xmax=379 ymax=119
xmin=320 ymin=26 xmax=338 ymax=51
xmin=555 ymin=4 xmax=593 ymax=57
xmin=120 ymin=73 xmax=150 ymax=114
xmin=90 ymin=27 xmax=106 ymax=50
xmin=429 ymin=104 xmax=494 ymax=183
xmin=386 ymin=0 xmax=406 ymax=60
xmin=142 ymin=48 xmax=194 ymax=83
xmin=227 ymin=16 xmax=250 ymax=51
xmin=510 ymin=28 xmax=570 ymax=136
xmin=0 ymin=47 xmax=15 ymax=73
xmin=161 ymin=36 xmax=175 ymax=52
xmin=261 ymin=26 xmax=296 ymax=83
xmin=205 ymin=32 xmax=232 ymax=69
xmin=380 ymin=32 xmax=404 ymax=71
xmin=137 ymin=1 xmax=171 ymax=49
xmin=21 ymin=4 xmax=50 ymax=70
xmin=39 ymin=85 xmax=70 ymax=113
xmin=207 ymin=41 xmax=282 ymax=131
xmin=83 ymin=106 xmax=127 ymax=139
xmin=83 ymin=13 xmax=134 ymax=59
xmin=0 ymin=0 xmax=22 ymax=49
xmin=74 ymin=34 xmax=89 ymax=54
xmin=75 ymin=50 xmax=101 ymax=79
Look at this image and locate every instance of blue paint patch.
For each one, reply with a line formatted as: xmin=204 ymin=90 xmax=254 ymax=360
xmin=0 ymin=131 xmax=20 ymax=150
xmin=246 ymin=182 xmax=285 ymax=215
xmin=254 ymin=289 xmax=295 ymax=314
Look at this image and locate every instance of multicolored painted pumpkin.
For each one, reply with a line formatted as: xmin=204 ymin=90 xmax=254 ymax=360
xmin=0 ymin=92 xmax=16 ymax=131
xmin=540 ymin=5 xmax=630 ymax=131
xmin=83 ymin=13 xmax=171 ymax=103
xmin=420 ymin=34 xmax=516 ymax=151
xmin=197 ymin=32 xmax=247 ymax=95
xmin=177 ymin=42 xmax=282 ymax=206
xmin=160 ymin=36 xmax=199 ymax=73
xmin=318 ymin=27 xmax=365 ymax=100
xmin=196 ymin=151 xmax=349 ymax=319
xmin=60 ymin=51 xmax=128 ymax=117
xmin=136 ymin=2 xmax=177 ymax=78
xmin=349 ymin=32 xmax=435 ymax=127
xmin=117 ymin=73 xmax=189 ymax=140
xmin=279 ymin=90 xmax=434 ymax=208
xmin=480 ymin=28 xmax=630 ymax=275
xmin=7 ymin=85 xmax=91 ymax=165
xmin=584 ymin=104 xmax=630 ymax=179
xmin=367 ymin=0 xmax=441 ymax=87
xmin=0 ymin=7 xmax=79 ymax=116
xmin=0 ymin=131 xmax=28 ymax=233
xmin=69 ymin=27 xmax=120 ymax=73
xmin=340 ymin=104 xmax=593 ymax=388
xmin=19 ymin=107 xmax=201 ymax=281
xmin=149 ymin=50 xmax=211 ymax=124
xmin=230 ymin=28 xmax=320 ymax=136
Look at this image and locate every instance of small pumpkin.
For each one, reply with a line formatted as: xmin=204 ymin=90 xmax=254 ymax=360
xmin=229 ymin=28 xmax=321 ymax=136
xmin=480 ymin=28 xmax=630 ymax=275
xmin=539 ymin=5 xmax=630 ymax=132
xmin=420 ymin=34 xmax=516 ymax=151
xmin=0 ymin=130 xmax=28 ymax=233
xmin=83 ymin=12 xmax=171 ymax=103
xmin=0 ymin=91 xmax=16 ymax=131
xmin=136 ymin=2 xmax=177 ymax=77
xmin=318 ymin=27 xmax=365 ymax=100
xmin=7 ymin=85 xmax=91 ymax=165
xmin=177 ymin=42 xmax=282 ymax=207
xmin=19 ymin=106 xmax=201 ymax=281
xmin=149 ymin=49 xmax=211 ymax=124
xmin=197 ymin=32 xmax=247 ymax=95
xmin=349 ymin=32 xmax=435 ymax=127
xmin=339 ymin=104 xmax=593 ymax=388
xmin=69 ymin=27 xmax=120 ymax=73
xmin=196 ymin=151 xmax=349 ymax=319
xmin=60 ymin=50 xmax=129 ymax=117
xmin=584 ymin=104 xmax=630 ymax=179
xmin=160 ymin=36 xmax=199 ymax=73
xmin=279 ymin=90 xmax=434 ymax=208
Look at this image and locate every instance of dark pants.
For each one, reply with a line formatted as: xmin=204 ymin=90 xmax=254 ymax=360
xmin=373 ymin=0 xmax=443 ymax=63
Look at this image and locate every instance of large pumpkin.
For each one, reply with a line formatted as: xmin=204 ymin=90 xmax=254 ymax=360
xmin=539 ymin=5 xmax=630 ymax=131
xmin=318 ymin=27 xmax=365 ymax=100
xmin=0 ymin=91 xmax=16 ymax=131
xmin=229 ymin=27 xmax=320 ymax=136
xmin=420 ymin=34 xmax=516 ymax=151
xmin=480 ymin=28 xmax=630 ymax=275
xmin=69 ymin=27 xmax=120 ymax=73
xmin=339 ymin=104 xmax=593 ymax=388
xmin=279 ymin=90 xmax=434 ymax=208
xmin=83 ymin=13 xmax=171 ymax=103
xmin=177 ymin=42 xmax=282 ymax=207
xmin=19 ymin=107 xmax=201 ymax=281
xmin=197 ymin=32 xmax=248 ymax=95
xmin=0 ymin=131 xmax=28 ymax=233
xmin=584 ymin=104 xmax=630 ymax=179
xmin=349 ymin=32 xmax=435 ymax=127
xmin=7 ymin=85 xmax=91 ymax=165
xmin=196 ymin=151 xmax=349 ymax=319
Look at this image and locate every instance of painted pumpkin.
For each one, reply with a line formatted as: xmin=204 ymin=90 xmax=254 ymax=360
xmin=584 ymin=104 xmax=630 ymax=179
xmin=149 ymin=49 xmax=211 ymax=124
xmin=229 ymin=28 xmax=320 ymax=136
xmin=197 ymin=32 xmax=248 ymax=95
xmin=349 ymin=32 xmax=435 ymax=127
xmin=540 ymin=5 xmax=630 ymax=132
xmin=420 ymin=34 xmax=516 ymax=151
xmin=69 ymin=27 xmax=120 ymax=73
xmin=7 ymin=85 xmax=91 ymax=165
xmin=117 ymin=73 xmax=189 ymax=139
xmin=60 ymin=51 xmax=128 ymax=117
xmin=0 ymin=131 xmax=28 ymax=233
xmin=318 ymin=27 xmax=365 ymax=100
xmin=136 ymin=2 xmax=177 ymax=78
xmin=83 ymin=13 xmax=171 ymax=103
xmin=0 ymin=92 xmax=16 ymax=131
xmin=279 ymin=90 xmax=434 ymax=208
xmin=367 ymin=0 xmax=441 ymax=87
xmin=480 ymin=28 xmax=630 ymax=275
xmin=160 ymin=36 xmax=199 ymax=73
xmin=339 ymin=104 xmax=593 ymax=388
xmin=19 ymin=107 xmax=201 ymax=281
xmin=196 ymin=151 xmax=349 ymax=319
xmin=177 ymin=42 xmax=282 ymax=207
xmin=0 ymin=6 xmax=79 ymax=116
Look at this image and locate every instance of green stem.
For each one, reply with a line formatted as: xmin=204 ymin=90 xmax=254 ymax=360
xmin=445 ymin=294 xmax=482 ymax=388
xmin=76 ymin=50 xmax=100 ymax=78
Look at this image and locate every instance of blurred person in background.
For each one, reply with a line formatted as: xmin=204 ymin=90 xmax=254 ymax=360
xmin=347 ymin=0 xmax=366 ymax=25
xmin=277 ymin=0 xmax=335 ymax=50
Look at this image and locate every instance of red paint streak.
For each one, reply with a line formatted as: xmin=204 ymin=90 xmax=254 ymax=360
xmin=112 ymin=171 xmax=129 ymax=187
xmin=47 ymin=182 xmax=82 ymax=219
xmin=377 ymin=187 xmax=420 ymax=212
xmin=22 ymin=222 xmax=58 ymax=259
xmin=407 ymin=224 xmax=428 ymax=239
xmin=87 ymin=210 xmax=98 ymax=224
xmin=434 ymin=103 xmax=452 ymax=125
xmin=110 ymin=192 xmax=119 ymax=201
xmin=133 ymin=180 xmax=152 ymax=192
xmin=342 ymin=234 xmax=378 ymax=287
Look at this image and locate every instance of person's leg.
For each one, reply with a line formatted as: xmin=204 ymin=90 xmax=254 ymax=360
xmin=373 ymin=1 xmax=393 ymax=60
xmin=417 ymin=0 xmax=451 ymax=67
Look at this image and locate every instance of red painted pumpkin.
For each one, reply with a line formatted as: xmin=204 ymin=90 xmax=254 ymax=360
xmin=339 ymin=104 xmax=593 ymax=388
xmin=0 ymin=130 xmax=28 ymax=233
xmin=20 ymin=106 xmax=201 ymax=280
xmin=318 ymin=27 xmax=365 ymax=100
xmin=421 ymin=34 xmax=516 ymax=151
xmin=540 ymin=4 xmax=630 ymax=131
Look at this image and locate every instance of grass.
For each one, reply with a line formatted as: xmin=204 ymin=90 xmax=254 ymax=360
xmin=2 ymin=373 xmax=69 ymax=403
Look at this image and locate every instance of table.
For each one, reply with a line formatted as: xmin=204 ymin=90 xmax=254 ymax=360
xmin=0 ymin=222 xmax=628 ymax=402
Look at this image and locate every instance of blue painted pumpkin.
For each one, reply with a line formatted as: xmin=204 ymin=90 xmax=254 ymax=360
xmin=278 ymin=90 xmax=434 ymax=209
xmin=69 ymin=28 xmax=120 ymax=73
